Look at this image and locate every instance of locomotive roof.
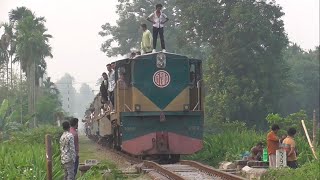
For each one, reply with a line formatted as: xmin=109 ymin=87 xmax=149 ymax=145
xmin=114 ymin=52 xmax=198 ymax=63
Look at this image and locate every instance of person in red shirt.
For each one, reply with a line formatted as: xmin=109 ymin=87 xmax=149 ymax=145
xmin=69 ymin=118 xmax=79 ymax=178
xmin=267 ymin=124 xmax=280 ymax=168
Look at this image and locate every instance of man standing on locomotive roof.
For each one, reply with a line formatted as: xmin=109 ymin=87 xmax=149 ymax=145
xmin=140 ymin=23 xmax=153 ymax=54
xmin=107 ymin=64 xmax=115 ymax=111
xmin=147 ymin=4 xmax=169 ymax=53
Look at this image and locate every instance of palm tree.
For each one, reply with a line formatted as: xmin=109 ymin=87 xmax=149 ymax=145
xmin=10 ymin=7 xmax=53 ymax=127
xmin=0 ymin=23 xmax=15 ymax=89
xmin=43 ymin=77 xmax=60 ymax=96
xmin=0 ymin=23 xmax=10 ymax=89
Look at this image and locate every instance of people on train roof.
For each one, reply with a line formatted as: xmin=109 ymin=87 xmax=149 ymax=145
xmin=140 ymin=23 xmax=153 ymax=54
xmin=147 ymin=4 xmax=169 ymax=53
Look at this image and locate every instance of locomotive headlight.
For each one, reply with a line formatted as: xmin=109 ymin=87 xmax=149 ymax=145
xmin=183 ymin=104 xmax=190 ymax=111
xmin=135 ymin=104 xmax=141 ymax=112
xmin=156 ymin=52 xmax=166 ymax=68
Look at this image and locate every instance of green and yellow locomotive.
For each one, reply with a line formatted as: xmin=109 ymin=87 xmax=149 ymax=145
xmin=86 ymin=52 xmax=204 ymax=162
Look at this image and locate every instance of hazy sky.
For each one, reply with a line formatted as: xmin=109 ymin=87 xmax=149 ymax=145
xmin=0 ymin=0 xmax=319 ymax=91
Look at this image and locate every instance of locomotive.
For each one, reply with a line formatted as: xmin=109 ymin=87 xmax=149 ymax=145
xmin=84 ymin=52 xmax=204 ymax=162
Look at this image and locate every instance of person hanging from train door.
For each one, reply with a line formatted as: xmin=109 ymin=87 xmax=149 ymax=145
xmin=106 ymin=64 xmax=115 ymax=112
xmin=147 ymin=4 xmax=169 ymax=53
xmin=140 ymin=23 xmax=153 ymax=54
xmin=100 ymin=72 xmax=109 ymax=110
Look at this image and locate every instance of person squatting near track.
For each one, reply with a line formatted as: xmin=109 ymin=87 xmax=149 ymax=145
xmin=60 ymin=121 xmax=76 ymax=180
xmin=69 ymin=118 xmax=79 ymax=178
xmin=147 ymin=3 xmax=169 ymax=53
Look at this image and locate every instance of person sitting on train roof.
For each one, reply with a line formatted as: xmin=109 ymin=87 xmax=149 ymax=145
xmin=129 ymin=52 xmax=136 ymax=59
xmin=140 ymin=24 xmax=153 ymax=54
xmin=147 ymin=3 xmax=169 ymax=53
xmin=106 ymin=64 xmax=115 ymax=112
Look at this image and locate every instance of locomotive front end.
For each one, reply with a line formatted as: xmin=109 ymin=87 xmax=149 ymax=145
xmin=118 ymin=52 xmax=204 ymax=159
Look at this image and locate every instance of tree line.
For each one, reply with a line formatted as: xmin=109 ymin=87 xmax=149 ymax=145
xmin=99 ymin=0 xmax=319 ymax=129
xmin=0 ymin=7 xmax=59 ymax=130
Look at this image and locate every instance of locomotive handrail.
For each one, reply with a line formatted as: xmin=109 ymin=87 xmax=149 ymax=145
xmin=193 ymin=79 xmax=202 ymax=111
xmin=124 ymin=104 xmax=132 ymax=111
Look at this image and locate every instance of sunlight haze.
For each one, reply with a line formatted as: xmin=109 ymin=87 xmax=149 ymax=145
xmin=0 ymin=0 xmax=319 ymax=90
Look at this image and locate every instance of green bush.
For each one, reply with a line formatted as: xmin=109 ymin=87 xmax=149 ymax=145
xmin=262 ymin=160 xmax=320 ymax=180
xmin=186 ymin=129 xmax=264 ymax=166
xmin=0 ymin=126 xmax=64 ymax=180
xmin=186 ymin=128 xmax=317 ymax=168
xmin=78 ymin=160 xmax=127 ymax=180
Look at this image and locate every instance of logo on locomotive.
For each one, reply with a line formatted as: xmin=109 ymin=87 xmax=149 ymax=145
xmin=153 ymin=70 xmax=170 ymax=88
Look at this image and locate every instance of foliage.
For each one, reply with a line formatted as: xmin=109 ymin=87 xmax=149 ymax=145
xmin=0 ymin=99 xmax=9 ymax=130
xmin=187 ymin=129 xmax=317 ymax=167
xmin=261 ymin=159 xmax=320 ymax=180
xmin=11 ymin=125 xmax=63 ymax=143
xmin=0 ymin=75 xmax=62 ymax=133
xmin=186 ymin=129 xmax=264 ymax=166
xmin=78 ymin=161 xmax=127 ymax=180
xmin=279 ymin=45 xmax=319 ymax=116
xmin=0 ymin=126 xmax=64 ymax=179
xmin=99 ymin=0 xmax=207 ymax=59
xmin=265 ymin=110 xmax=314 ymax=138
xmin=36 ymin=89 xmax=62 ymax=125
xmin=176 ymin=0 xmax=289 ymax=129
xmin=0 ymin=7 xmax=54 ymax=126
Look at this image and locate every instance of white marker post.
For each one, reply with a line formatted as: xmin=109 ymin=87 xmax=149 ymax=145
xmin=276 ymin=149 xmax=287 ymax=168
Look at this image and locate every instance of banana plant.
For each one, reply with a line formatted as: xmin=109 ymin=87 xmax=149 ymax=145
xmin=0 ymin=99 xmax=9 ymax=131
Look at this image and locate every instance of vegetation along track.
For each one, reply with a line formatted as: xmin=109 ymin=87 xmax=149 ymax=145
xmin=143 ymin=160 xmax=247 ymax=180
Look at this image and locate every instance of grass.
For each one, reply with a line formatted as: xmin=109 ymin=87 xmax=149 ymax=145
xmin=186 ymin=129 xmax=264 ymax=167
xmin=186 ymin=128 xmax=319 ymax=168
xmin=78 ymin=135 xmax=109 ymax=163
xmin=0 ymin=126 xmax=64 ymax=180
xmin=262 ymin=159 xmax=320 ymax=180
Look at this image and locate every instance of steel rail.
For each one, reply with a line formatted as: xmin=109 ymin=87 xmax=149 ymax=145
xmin=180 ymin=160 xmax=247 ymax=180
xmin=143 ymin=161 xmax=185 ymax=180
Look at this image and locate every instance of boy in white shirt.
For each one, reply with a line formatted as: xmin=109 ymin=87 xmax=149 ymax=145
xmin=147 ymin=4 xmax=169 ymax=52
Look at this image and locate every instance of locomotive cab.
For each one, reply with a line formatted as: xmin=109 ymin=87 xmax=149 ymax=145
xmin=110 ymin=52 xmax=204 ymax=160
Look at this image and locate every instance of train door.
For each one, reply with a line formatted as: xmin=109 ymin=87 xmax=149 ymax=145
xmin=113 ymin=60 xmax=132 ymax=150
xmin=189 ymin=59 xmax=203 ymax=111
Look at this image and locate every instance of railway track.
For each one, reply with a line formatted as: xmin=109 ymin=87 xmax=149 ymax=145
xmin=91 ymin=138 xmax=247 ymax=180
xmin=142 ymin=160 xmax=247 ymax=180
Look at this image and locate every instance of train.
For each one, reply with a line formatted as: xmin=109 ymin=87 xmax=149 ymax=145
xmin=83 ymin=51 xmax=204 ymax=162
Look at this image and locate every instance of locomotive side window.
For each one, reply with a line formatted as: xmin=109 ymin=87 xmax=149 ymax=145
xmin=190 ymin=64 xmax=196 ymax=87
xmin=117 ymin=66 xmax=130 ymax=89
xmin=189 ymin=60 xmax=202 ymax=110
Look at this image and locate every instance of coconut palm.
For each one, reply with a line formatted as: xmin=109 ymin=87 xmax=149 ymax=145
xmin=11 ymin=8 xmax=53 ymax=127
xmin=0 ymin=23 xmax=15 ymax=89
